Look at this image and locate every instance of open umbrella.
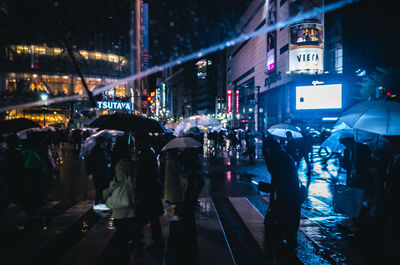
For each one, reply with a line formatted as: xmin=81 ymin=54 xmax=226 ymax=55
xmin=174 ymin=115 xmax=221 ymax=136
xmin=339 ymin=100 xmax=400 ymax=136
xmin=89 ymin=113 xmax=165 ymax=134
xmin=0 ymin=118 xmax=40 ymax=135
xmin=321 ymin=129 xmax=385 ymax=153
xmin=267 ymin=123 xmax=303 ymax=138
xmin=16 ymin=127 xmax=41 ymax=139
xmin=161 ymin=137 xmax=202 ymax=152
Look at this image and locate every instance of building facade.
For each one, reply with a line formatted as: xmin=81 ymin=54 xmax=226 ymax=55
xmin=227 ymin=0 xmax=396 ymax=131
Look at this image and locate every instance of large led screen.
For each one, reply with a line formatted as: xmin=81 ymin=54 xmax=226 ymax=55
xmin=296 ymin=84 xmax=342 ymax=110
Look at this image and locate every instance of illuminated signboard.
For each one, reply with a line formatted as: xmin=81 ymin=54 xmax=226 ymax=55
xmin=266 ymin=0 xmax=277 ymax=73
xmin=227 ymin=89 xmax=232 ymax=113
xmin=96 ymin=101 xmax=134 ymax=111
xmin=289 ymin=0 xmax=324 ymax=74
xmin=236 ymin=89 xmax=239 ymax=113
xmin=296 ymin=84 xmax=342 ymax=110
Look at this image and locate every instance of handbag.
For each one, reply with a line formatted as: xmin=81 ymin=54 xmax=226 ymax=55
xmin=333 ymin=184 xmax=364 ymax=218
xmin=104 ymin=161 xmax=135 ymax=210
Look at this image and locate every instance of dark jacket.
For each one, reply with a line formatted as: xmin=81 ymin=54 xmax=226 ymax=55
xmin=135 ymin=148 xmax=164 ymax=218
xmin=86 ymin=145 xmax=110 ymax=187
xmin=260 ymin=148 xmax=301 ymax=228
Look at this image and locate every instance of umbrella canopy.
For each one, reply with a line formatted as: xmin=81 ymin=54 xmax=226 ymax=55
xmin=339 ymin=100 xmax=400 ymax=136
xmin=40 ymin=126 xmax=56 ymax=132
xmin=174 ymin=115 xmax=221 ymax=136
xmin=267 ymin=123 xmax=303 ymax=138
xmin=0 ymin=118 xmax=40 ymax=135
xmin=16 ymin=127 xmax=41 ymax=139
xmin=247 ymin=131 xmax=263 ymax=137
xmin=321 ymin=129 xmax=384 ymax=153
xmin=161 ymin=137 xmax=202 ymax=152
xmin=89 ymin=113 xmax=165 ymax=134
xmin=80 ymin=129 xmax=124 ymax=157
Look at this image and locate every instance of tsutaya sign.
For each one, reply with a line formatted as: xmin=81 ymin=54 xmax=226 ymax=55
xmin=96 ymin=101 xmax=134 ymax=111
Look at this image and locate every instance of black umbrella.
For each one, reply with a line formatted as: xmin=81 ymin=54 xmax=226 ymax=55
xmin=0 ymin=118 xmax=40 ymax=135
xmin=89 ymin=113 xmax=165 ymax=134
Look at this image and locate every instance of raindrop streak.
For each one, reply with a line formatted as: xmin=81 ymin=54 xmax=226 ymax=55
xmin=0 ymin=0 xmax=357 ymax=113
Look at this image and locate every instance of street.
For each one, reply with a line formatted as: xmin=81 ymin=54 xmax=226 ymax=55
xmin=1 ymin=142 xmax=398 ymax=265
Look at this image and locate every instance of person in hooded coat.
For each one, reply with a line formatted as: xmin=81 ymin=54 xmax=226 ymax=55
xmin=258 ymin=136 xmax=302 ymax=265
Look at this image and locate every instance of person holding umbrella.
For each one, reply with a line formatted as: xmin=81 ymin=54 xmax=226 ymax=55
xmin=133 ymin=133 xmax=165 ymax=250
xmin=86 ymin=136 xmax=111 ymax=210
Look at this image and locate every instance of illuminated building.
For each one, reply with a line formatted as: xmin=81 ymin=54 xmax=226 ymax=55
xmin=227 ymin=0 xmax=399 ymax=130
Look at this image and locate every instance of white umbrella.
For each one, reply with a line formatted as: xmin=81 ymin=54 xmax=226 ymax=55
xmin=16 ymin=127 xmax=40 ymax=139
xmin=161 ymin=137 xmax=202 ymax=152
xmin=80 ymin=129 xmax=124 ymax=158
xmin=267 ymin=123 xmax=303 ymax=138
xmin=321 ymin=129 xmax=385 ymax=153
xmin=174 ymin=115 xmax=221 ymax=136
xmin=339 ymin=100 xmax=400 ymax=136
xmin=40 ymin=126 xmax=56 ymax=132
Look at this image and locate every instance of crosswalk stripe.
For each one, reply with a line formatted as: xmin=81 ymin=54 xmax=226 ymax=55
xmin=3 ymin=200 xmax=93 ymax=265
xmin=228 ymin=197 xmax=265 ymax=251
xmin=57 ymin=214 xmax=114 ymax=265
xmin=196 ymin=197 xmax=236 ymax=265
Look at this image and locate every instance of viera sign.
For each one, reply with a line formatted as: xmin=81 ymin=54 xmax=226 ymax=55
xmin=96 ymin=101 xmax=134 ymax=111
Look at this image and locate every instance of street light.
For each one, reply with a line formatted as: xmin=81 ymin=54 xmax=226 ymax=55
xmin=40 ymin=92 xmax=48 ymax=126
xmin=40 ymin=92 xmax=48 ymax=101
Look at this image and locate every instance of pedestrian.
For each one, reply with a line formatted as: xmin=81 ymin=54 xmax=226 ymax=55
xmin=134 ymin=133 xmax=165 ymax=249
xmin=103 ymin=139 xmax=136 ymax=264
xmin=71 ymin=128 xmax=82 ymax=158
xmin=299 ymin=130 xmax=313 ymax=172
xmin=285 ymin=131 xmax=299 ymax=166
xmin=338 ymin=134 xmax=376 ymax=232
xmin=85 ymin=136 xmax=111 ymax=210
xmin=3 ymin=134 xmax=25 ymax=208
xmin=259 ymin=136 xmax=304 ymax=265
xmin=181 ymin=147 xmax=204 ymax=207
xmin=382 ymin=136 xmax=400 ymax=236
xmin=21 ymin=132 xmax=53 ymax=222
xmin=163 ymin=148 xmax=185 ymax=220
xmin=244 ymin=129 xmax=256 ymax=162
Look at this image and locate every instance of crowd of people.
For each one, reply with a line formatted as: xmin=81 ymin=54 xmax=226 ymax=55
xmin=0 ymin=131 xmax=60 ymax=224
xmin=258 ymin=129 xmax=400 ymax=264
xmin=84 ymin=130 xmax=204 ymax=263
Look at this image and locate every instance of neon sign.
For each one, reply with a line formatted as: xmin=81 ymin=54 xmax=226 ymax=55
xmin=96 ymin=101 xmax=134 ymax=111
xmin=227 ymin=89 xmax=232 ymax=113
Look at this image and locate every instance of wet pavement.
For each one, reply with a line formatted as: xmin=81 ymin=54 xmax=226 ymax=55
xmin=1 ymin=142 xmax=399 ymax=264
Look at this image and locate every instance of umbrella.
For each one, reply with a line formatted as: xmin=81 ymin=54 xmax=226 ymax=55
xmin=40 ymin=126 xmax=56 ymax=132
xmin=339 ymin=100 xmax=400 ymax=136
xmin=80 ymin=129 xmax=124 ymax=157
xmin=161 ymin=137 xmax=202 ymax=152
xmin=89 ymin=113 xmax=165 ymax=134
xmin=16 ymin=127 xmax=41 ymax=139
xmin=174 ymin=115 xmax=221 ymax=136
xmin=321 ymin=129 xmax=385 ymax=153
xmin=267 ymin=123 xmax=303 ymax=138
xmin=0 ymin=118 xmax=40 ymax=135
xmin=247 ymin=131 xmax=262 ymax=137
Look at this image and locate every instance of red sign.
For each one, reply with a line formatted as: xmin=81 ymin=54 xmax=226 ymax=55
xmin=227 ymin=89 xmax=232 ymax=113
xmin=236 ymin=90 xmax=239 ymax=113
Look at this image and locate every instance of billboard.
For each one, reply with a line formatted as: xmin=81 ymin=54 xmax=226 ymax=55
xmin=266 ymin=0 xmax=277 ymax=73
xmin=296 ymin=84 xmax=342 ymax=110
xmin=289 ymin=0 xmax=324 ymax=73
